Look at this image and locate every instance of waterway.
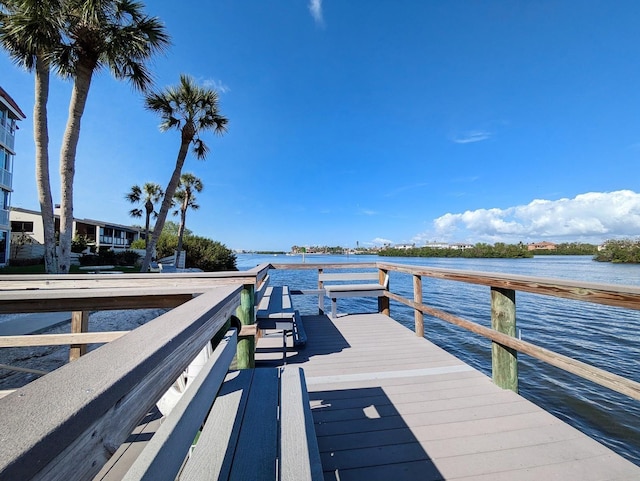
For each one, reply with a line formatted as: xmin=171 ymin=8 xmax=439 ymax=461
xmin=238 ymin=253 xmax=640 ymax=466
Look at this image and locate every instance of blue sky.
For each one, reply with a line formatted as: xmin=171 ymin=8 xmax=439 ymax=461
xmin=3 ymin=1 xmax=640 ymax=251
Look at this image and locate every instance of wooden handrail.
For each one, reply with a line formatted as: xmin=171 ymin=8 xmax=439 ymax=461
xmin=385 ymin=290 xmax=640 ymax=400
xmin=271 ymin=262 xmax=640 ymax=401
xmin=0 ymin=285 xmax=242 ymax=481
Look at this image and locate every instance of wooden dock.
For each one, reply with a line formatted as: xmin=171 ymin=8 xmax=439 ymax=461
xmin=256 ymin=313 xmax=640 ymax=480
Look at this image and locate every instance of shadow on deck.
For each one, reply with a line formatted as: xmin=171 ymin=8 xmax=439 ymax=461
xmin=312 ymin=386 xmax=443 ymax=480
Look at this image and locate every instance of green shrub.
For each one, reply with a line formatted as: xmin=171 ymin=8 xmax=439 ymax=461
xmin=71 ymin=235 xmax=90 ymax=253
xmin=130 ymin=238 xmax=146 ymax=249
xmin=9 ymin=257 xmax=44 ymax=267
xmin=155 ymin=231 xmax=236 ymax=271
xmin=79 ymin=249 xmax=140 ymax=266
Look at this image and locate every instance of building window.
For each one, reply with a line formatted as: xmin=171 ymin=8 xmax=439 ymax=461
xmin=11 ymin=221 xmax=34 ymax=233
xmin=0 ymin=230 xmax=6 ymax=264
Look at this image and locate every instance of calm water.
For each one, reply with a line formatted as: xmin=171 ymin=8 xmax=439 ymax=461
xmin=238 ymin=254 xmax=640 ymax=466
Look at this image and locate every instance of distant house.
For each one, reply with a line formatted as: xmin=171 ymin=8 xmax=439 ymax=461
xmin=10 ymin=207 xmax=143 ymax=257
xmin=450 ymin=243 xmax=474 ymax=250
xmin=527 ymin=241 xmax=557 ymax=251
xmin=394 ymin=243 xmax=416 ymax=250
xmin=424 ymin=242 xmax=450 ymax=249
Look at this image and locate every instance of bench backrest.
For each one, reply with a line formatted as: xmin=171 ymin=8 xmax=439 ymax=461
xmin=319 ymin=271 xmax=389 ymax=288
xmin=122 ymin=330 xmax=238 ymax=480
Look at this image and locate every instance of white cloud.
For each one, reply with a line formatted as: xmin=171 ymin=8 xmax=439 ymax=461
xmin=359 ymin=209 xmax=377 ymax=216
xmin=202 ymin=78 xmax=230 ymax=94
xmin=425 ymin=190 xmax=640 ymax=244
xmin=372 ymin=237 xmax=394 ymax=246
xmin=309 ymin=0 xmax=324 ymax=26
xmin=452 ymin=130 xmax=491 ymax=144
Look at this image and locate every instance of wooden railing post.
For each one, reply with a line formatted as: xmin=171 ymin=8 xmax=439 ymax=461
xmin=235 ymin=283 xmax=255 ymax=369
xmin=378 ymin=268 xmax=390 ymax=316
xmin=413 ymin=274 xmax=424 ymax=337
xmin=69 ymin=311 xmax=89 ymax=361
xmin=491 ymin=287 xmax=518 ymax=392
xmin=318 ymin=268 xmax=324 ymax=315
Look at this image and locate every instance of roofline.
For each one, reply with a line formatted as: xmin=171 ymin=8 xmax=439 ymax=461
xmin=0 ymin=86 xmax=27 ymax=120
xmin=10 ymin=207 xmax=143 ymax=233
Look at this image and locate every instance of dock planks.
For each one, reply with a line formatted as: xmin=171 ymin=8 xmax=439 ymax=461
xmin=255 ymin=312 xmax=640 ymax=480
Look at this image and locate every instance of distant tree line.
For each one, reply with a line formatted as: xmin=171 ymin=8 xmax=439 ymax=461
xmin=378 ymin=243 xmax=532 ymax=259
xmin=593 ymin=239 xmax=640 ymax=263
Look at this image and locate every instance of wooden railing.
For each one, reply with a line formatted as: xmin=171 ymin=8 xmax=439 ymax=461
xmin=0 ymin=264 xmax=270 ymax=366
xmin=272 ymin=262 xmax=640 ymax=401
xmin=0 ymin=285 xmax=242 ymax=480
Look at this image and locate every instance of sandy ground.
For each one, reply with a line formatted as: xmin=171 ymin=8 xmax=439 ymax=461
xmin=0 ymin=309 xmax=167 ymax=390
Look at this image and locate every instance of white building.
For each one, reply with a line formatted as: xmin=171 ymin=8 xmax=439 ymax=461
xmin=10 ymin=207 xmax=143 ymax=260
xmin=0 ymin=86 xmax=26 ymax=266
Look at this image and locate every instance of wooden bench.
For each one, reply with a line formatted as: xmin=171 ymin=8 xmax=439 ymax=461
xmin=256 ymin=285 xmax=307 ymax=352
xmin=320 ymin=271 xmax=389 ymax=319
xmin=117 ymin=330 xmax=323 ymax=480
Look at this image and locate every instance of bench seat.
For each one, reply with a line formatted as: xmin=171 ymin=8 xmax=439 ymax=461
xmin=320 ymin=272 xmax=389 ymax=319
xmin=256 ymin=285 xmax=307 ymax=347
xmin=119 ymin=331 xmax=323 ymax=481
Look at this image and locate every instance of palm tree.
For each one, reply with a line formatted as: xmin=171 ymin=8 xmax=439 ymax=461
xmin=0 ymin=0 xmax=63 ymax=273
xmin=125 ymin=182 xmax=163 ymax=250
xmin=55 ymin=0 xmax=169 ymax=273
xmin=172 ymin=173 xmax=202 ymax=268
xmin=141 ymin=75 xmax=228 ymax=272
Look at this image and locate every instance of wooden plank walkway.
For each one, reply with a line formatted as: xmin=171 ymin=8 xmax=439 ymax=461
xmin=255 ymin=313 xmax=640 ymax=480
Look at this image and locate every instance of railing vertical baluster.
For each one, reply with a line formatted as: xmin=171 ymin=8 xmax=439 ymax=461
xmin=413 ymin=274 xmax=424 ymax=337
xmin=318 ymin=268 xmax=324 ymax=315
xmin=69 ymin=310 xmax=89 ymax=361
xmin=236 ymin=283 xmax=255 ymax=369
xmin=491 ymin=287 xmax=518 ymax=392
xmin=378 ymin=268 xmax=390 ymax=316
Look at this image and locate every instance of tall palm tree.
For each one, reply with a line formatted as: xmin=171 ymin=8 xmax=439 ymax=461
xmin=125 ymin=182 xmax=163 ymax=250
xmin=55 ymin=0 xmax=169 ymax=273
xmin=0 ymin=0 xmax=63 ymax=273
xmin=172 ymin=173 xmax=202 ymax=268
xmin=141 ymin=75 xmax=228 ymax=272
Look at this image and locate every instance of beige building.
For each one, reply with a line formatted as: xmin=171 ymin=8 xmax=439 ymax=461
xmin=10 ymin=207 xmax=143 ymax=260
xmin=527 ymin=241 xmax=557 ymax=251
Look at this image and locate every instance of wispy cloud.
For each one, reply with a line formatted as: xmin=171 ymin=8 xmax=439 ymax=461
xmin=372 ymin=237 xmax=394 ymax=246
xmin=452 ymin=130 xmax=491 ymax=144
xmin=384 ymin=182 xmax=429 ymax=198
xmin=422 ymin=190 xmax=640 ymax=244
xmin=309 ymin=0 xmax=324 ymax=26
xmin=202 ymin=78 xmax=230 ymax=94
xmin=358 ymin=208 xmax=377 ymax=216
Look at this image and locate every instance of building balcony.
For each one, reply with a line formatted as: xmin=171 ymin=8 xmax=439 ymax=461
xmin=0 ymin=123 xmax=15 ymax=152
xmin=0 ymin=168 xmax=11 ymax=190
xmin=0 ymin=208 xmax=9 ymax=227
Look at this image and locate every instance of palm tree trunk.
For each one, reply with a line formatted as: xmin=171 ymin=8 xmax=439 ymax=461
xmin=144 ymin=198 xmax=153 ymax=251
xmin=175 ymin=202 xmax=187 ymax=267
xmin=58 ymin=63 xmax=93 ymax=273
xmin=141 ymin=124 xmax=194 ymax=272
xmin=33 ymin=55 xmax=57 ymax=273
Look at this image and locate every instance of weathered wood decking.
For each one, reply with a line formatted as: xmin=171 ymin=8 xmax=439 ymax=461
xmin=255 ymin=312 xmax=640 ymax=480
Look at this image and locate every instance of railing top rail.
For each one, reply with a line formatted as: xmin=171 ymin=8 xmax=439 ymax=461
xmin=269 ymin=261 xmax=640 ymax=310
xmin=375 ymin=261 xmax=640 ymax=310
xmin=0 ymin=285 xmax=242 ymax=480
xmin=271 ymin=262 xmax=378 ymax=270
xmin=0 ymin=286 xmax=207 ymax=314
xmin=0 ymin=264 xmax=271 ymax=291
